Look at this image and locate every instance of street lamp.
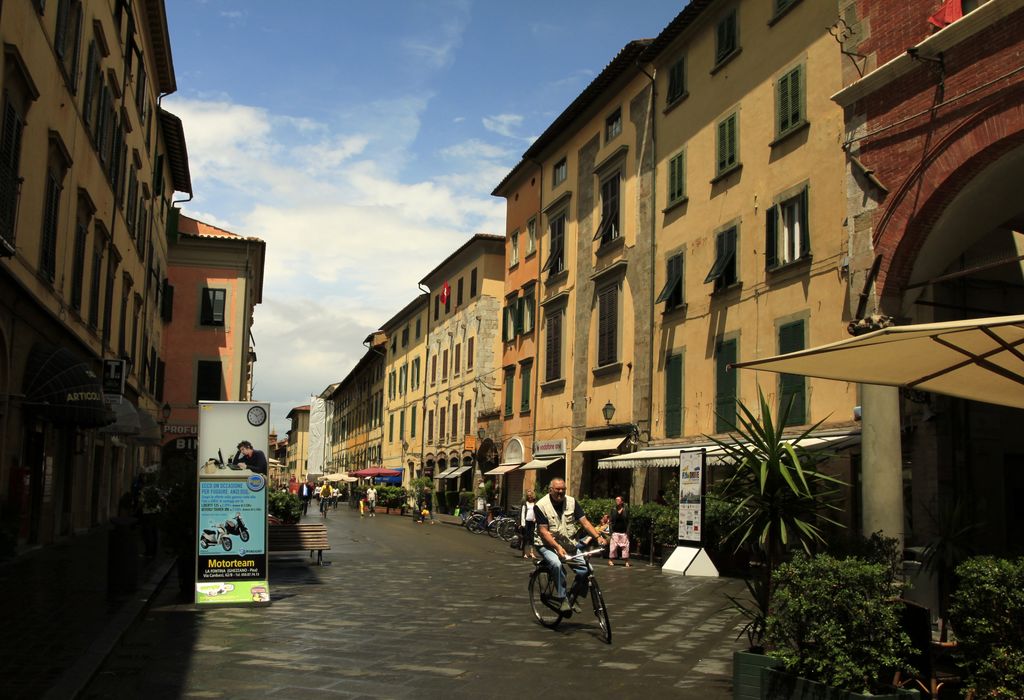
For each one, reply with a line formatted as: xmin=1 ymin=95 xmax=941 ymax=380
xmin=602 ymin=400 xmax=616 ymax=424
xmin=161 ymin=402 xmax=172 ymax=423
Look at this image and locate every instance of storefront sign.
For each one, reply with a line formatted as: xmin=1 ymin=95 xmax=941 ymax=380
xmin=678 ymin=450 xmax=705 ymax=543
xmin=533 ymin=439 xmax=566 ymax=456
xmin=195 ymin=401 xmax=271 ymax=605
xmin=102 ymin=359 xmax=126 ymax=397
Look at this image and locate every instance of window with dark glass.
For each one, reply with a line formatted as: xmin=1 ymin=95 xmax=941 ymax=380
xmin=766 ymin=186 xmax=810 ymax=269
xmin=605 ymin=108 xmax=622 ymax=142
xmin=196 ymin=359 xmax=224 ymax=402
xmin=553 ymin=158 xmax=567 ymax=187
xmin=715 ymin=338 xmax=737 ymax=433
xmin=594 ymin=174 xmax=620 ymax=245
xmin=201 ymin=288 xmax=226 ymax=326
xmin=542 ymin=212 xmax=566 ymax=276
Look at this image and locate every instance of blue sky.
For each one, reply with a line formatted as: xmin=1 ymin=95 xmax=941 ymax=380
xmin=163 ymin=1 xmax=685 ymax=434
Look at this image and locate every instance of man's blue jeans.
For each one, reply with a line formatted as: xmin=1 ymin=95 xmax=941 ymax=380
xmin=538 ymin=545 xmax=589 ymax=600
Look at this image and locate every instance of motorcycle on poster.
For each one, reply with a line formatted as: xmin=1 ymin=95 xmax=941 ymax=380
xmin=194 ymin=401 xmax=271 ymax=605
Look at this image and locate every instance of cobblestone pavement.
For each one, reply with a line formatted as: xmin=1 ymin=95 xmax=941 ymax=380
xmin=83 ymin=506 xmax=747 ymax=699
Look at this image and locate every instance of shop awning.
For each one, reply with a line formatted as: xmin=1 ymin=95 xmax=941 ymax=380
xmin=99 ymin=399 xmax=141 ymax=435
xmin=574 ymin=436 xmax=627 ymax=452
xmin=134 ymin=409 xmax=161 ymax=445
xmin=434 ymin=467 xmax=458 ymax=479
xmin=597 ymin=447 xmax=683 ymax=470
xmin=521 ymin=456 xmax=565 ymax=470
xmin=22 ymin=342 xmax=114 ymax=427
xmin=484 ymin=463 xmax=521 ymax=476
xmin=448 ymin=465 xmax=472 ymax=478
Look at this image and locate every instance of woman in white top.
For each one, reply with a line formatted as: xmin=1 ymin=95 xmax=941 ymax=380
xmin=519 ymin=491 xmax=538 ymax=560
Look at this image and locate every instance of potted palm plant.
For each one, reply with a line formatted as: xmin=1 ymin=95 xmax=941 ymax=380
xmin=709 ymin=390 xmax=845 ymax=700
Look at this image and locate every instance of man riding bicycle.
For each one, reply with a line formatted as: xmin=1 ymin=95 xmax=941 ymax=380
xmin=534 ymin=478 xmax=606 ymax=614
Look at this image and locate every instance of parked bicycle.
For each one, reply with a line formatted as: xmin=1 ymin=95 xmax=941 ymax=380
xmin=528 ymin=546 xmax=611 ymax=643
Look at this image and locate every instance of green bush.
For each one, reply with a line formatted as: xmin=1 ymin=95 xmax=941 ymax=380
xmin=268 ymin=491 xmax=302 ymax=524
xmin=948 ymin=556 xmax=1024 ymax=699
xmin=765 ymin=553 xmax=912 ymax=694
xmin=445 ymin=491 xmax=459 ymax=512
xmin=374 ymin=485 xmax=407 ymax=509
xmin=578 ymin=498 xmax=613 ymax=527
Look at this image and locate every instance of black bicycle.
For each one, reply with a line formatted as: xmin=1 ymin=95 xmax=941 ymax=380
xmin=528 ymin=547 xmax=611 ymax=643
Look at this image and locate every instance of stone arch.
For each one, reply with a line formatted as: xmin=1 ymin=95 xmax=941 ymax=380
xmin=875 ymin=87 xmax=1024 ymax=307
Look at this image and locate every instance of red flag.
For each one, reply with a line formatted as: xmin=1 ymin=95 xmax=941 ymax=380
xmin=440 ymin=281 xmax=450 ymax=304
xmin=928 ymin=0 xmax=963 ymax=29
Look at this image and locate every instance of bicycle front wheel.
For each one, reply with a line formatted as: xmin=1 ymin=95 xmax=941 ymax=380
xmin=590 ymin=579 xmax=612 ymax=644
xmin=496 ymin=518 xmax=517 ymax=541
xmin=529 ymin=568 xmax=563 ymax=628
xmin=467 ymin=514 xmax=486 ymax=533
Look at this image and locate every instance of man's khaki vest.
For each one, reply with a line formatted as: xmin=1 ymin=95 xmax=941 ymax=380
xmin=534 ymin=493 xmax=578 ymax=547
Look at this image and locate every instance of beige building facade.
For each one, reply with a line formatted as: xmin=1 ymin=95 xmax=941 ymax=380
xmin=285 ymin=404 xmax=309 ymax=481
xmin=0 ymin=0 xmax=191 ymax=546
xmin=381 ymin=297 xmax=427 ymax=486
xmin=329 ymin=334 xmax=384 ymax=477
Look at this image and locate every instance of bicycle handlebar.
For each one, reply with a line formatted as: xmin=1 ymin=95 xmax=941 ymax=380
xmin=562 ymin=547 xmax=606 ymax=562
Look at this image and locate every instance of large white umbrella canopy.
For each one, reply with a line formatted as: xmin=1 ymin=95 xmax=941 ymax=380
xmin=733 ymin=315 xmax=1024 ymax=409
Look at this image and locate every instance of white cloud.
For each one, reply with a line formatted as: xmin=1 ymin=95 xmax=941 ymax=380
xmin=165 ymin=92 xmax=511 ymax=429
xmin=482 ymin=113 xmax=524 ymax=138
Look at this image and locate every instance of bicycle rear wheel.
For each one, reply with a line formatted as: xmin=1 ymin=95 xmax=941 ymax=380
xmin=486 ymin=518 xmax=501 ymax=538
xmin=497 ymin=518 xmax=518 ymax=542
xmin=467 ymin=514 xmax=487 ymax=534
xmin=590 ymin=579 xmax=612 ymax=644
xmin=529 ymin=568 xmax=563 ymax=628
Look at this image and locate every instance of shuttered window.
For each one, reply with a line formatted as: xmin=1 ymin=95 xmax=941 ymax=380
xmin=71 ymin=223 xmax=88 ymax=309
xmin=201 ymin=288 xmax=226 ymax=326
xmin=667 ymin=57 xmax=686 ymax=104
xmin=777 ymin=65 xmax=804 ymax=137
xmin=504 ymin=369 xmax=515 ymax=416
xmin=545 ymin=311 xmax=562 ymax=382
xmin=657 ymin=252 xmax=685 ymax=310
xmin=520 ymin=363 xmax=531 ymax=412
xmin=0 ymin=98 xmax=25 ymax=243
xmin=597 ymin=284 xmax=619 ymax=367
xmin=716 ymin=113 xmax=739 ymax=175
xmin=668 ymin=150 xmax=686 ymax=205
xmin=40 ymin=173 xmax=61 ymax=282
xmin=411 ymin=406 xmax=417 ymax=438
xmin=594 ymin=174 xmax=620 ymax=244
xmin=705 ymin=227 xmax=738 ymax=290
xmin=464 ymin=399 xmax=472 ymax=434
xmin=715 ymin=338 xmax=737 ymax=433
xmin=467 ymin=337 xmax=474 ymax=370
xmin=715 ymin=9 xmax=738 ymax=64
xmin=665 ymin=353 xmax=684 ymax=438
xmin=542 ymin=212 xmax=566 ymax=275
xmin=779 ymin=320 xmax=806 ymax=426
xmin=451 ymin=404 xmax=458 ymax=439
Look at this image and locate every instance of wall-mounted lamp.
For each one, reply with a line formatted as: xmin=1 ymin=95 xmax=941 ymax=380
xmin=161 ymin=402 xmax=172 ymax=423
xmin=602 ymin=400 xmax=616 ymax=424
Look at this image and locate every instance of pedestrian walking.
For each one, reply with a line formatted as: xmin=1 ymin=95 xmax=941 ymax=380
xmin=519 ymin=490 xmax=538 ymax=559
xmin=299 ymin=480 xmax=313 ymax=516
xmin=366 ymin=485 xmax=377 ymax=517
xmin=608 ymin=495 xmax=631 ymax=566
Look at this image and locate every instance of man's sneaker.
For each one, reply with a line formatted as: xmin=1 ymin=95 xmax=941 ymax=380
xmin=571 ymin=599 xmax=583 ymax=614
xmin=558 ymin=598 xmax=572 ymax=614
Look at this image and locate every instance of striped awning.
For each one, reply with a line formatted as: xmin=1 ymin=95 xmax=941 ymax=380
xmin=521 ymin=456 xmax=565 ymax=470
xmin=574 ymin=436 xmax=627 ymax=452
xmin=434 ymin=467 xmax=458 ymax=479
xmin=597 ymin=447 xmax=683 ymax=469
xmin=484 ymin=463 xmax=521 ymax=476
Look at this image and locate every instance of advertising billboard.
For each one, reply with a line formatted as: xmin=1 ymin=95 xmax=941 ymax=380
xmin=678 ymin=450 xmax=705 ymax=543
xmin=195 ymin=401 xmax=271 ymax=605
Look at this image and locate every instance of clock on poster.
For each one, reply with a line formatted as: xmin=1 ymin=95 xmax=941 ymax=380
xmin=247 ymin=405 xmax=267 ymax=427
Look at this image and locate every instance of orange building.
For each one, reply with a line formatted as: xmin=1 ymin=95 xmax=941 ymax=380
xmin=160 ymin=215 xmax=265 ymax=468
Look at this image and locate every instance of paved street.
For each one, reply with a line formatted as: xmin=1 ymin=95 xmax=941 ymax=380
xmin=82 ymin=506 xmax=747 ymax=699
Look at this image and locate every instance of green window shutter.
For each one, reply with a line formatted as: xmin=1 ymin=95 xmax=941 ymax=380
xmin=791 ymin=66 xmax=803 ymax=127
xmin=717 ymin=120 xmax=729 ymax=172
xmin=765 ymin=205 xmax=778 ymax=269
xmin=727 ymin=115 xmax=737 ymax=168
xmin=779 ymin=321 xmax=806 ymax=425
xmin=399 ymin=410 xmax=405 ymax=440
xmin=504 ymin=370 xmax=514 ymax=416
xmin=778 ymin=72 xmax=790 ymax=134
xmin=521 ymin=364 xmax=531 ymax=412
xmin=389 ymin=414 xmax=394 ymax=442
xmin=411 ymin=406 xmax=417 ymax=438
xmin=799 ymin=186 xmax=810 ymax=257
xmin=665 ymin=353 xmax=683 ymax=438
xmin=715 ymin=339 xmax=737 ymax=433
xmin=502 ymin=305 xmax=508 ymax=341
xmin=669 ymin=152 xmax=685 ymax=203
xmin=516 ymin=297 xmax=524 ymax=335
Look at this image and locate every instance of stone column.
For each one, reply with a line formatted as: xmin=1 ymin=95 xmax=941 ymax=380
xmin=860 ymin=383 xmax=904 ymax=549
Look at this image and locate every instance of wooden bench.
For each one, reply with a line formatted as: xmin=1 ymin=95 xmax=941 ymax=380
xmin=268 ymin=523 xmax=330 ymax=565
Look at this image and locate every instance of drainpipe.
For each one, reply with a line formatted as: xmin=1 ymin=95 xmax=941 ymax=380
xmin=417 ymin=283 xmax=432 ymax=483
xmin=637 ymin=60 xmax=657 ymax=503
xmin=526 ymin=158 xmax=544 ymax=487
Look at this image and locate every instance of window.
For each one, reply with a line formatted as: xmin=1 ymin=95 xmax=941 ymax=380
xmin=510 ymin=231 xmax=519 ymax=267
xmin=201 ymin=288 xmax=226 ymax=326
xmin=656 ymin=252 xmax=685 ymax=311
xmin=552 ymin=158 xmax=567 ymax=187
xmin=545 ymin=310 xmax=562 ymax=382
xmin=774 ymin=0 xmax=800 ymax=15
xmin=101 ymin=249 xmax=117 ymax=346
xmin=668 ymin=150 xmax=686 ymax=206
xmin=388 ymin=371 xmax=395 ymax=399
xmin=415 ymin=317 xmax=421 ymax=339
xmin=454 ymin=343 xmax=461 ymax=375
xmin=597 ymin=284 xmax=619 ymax=367
xmin=88 ymin=233 xmax=104 ymax=328
xmin=715 ymin=9 xmax=738 ymax=65
xmin=412 ymin=357 xmax=420 ymax=389
xmin=779 ymin=320 xmax=806 ymax=425
xmin=0 ymin=95 xmax=26 ymax=247
xmin=451 ymin=403 xmax=458 ymax=439
xmin=196 ymin=360 xmax=224 ymax=402
xmin=431 ymin=355 xmax=437 ymax=385
xmin=520 ymin=363 xmax=531 ymax=412
xmin=442 ymin=349 xmax=449 ymax=381
xmin=434 ymin=294 xmax=440 ymax=320
xmin=605 ymin=108 xmax=622 ymax=142
xmin=595 ymin=174 xmax=620 ymax=245
xmin=467 ymin=337 xmax=474 ymax=370
xmin=667 ymin=56 xmax=686 ymax=104
xmin=399 ymin=410 xmax=405 ymax=441
xmin=665 ymin=352 xmax=684 ymax=438
xmin=503 ymin=298 xmax=519 ymax=342
xmin=457 ymin=277 xmax=463 ymax=306
xmin=39 ymin=172 xmax=61 ymax=282
xmin=411 ymin=406 xmax=417 ymax=438
xmin=705 ymin=226 xmax=738 ymax=291
xmin=542 ymin=212 xmax=566 ymax=276
xmin=55 ymin=0 xmax=84 ymax=91
xmin=402 ymin=326 xmax=409 ymax=347
xmin=766 ymin=186 xmax=809 ymax=268
xmin=70 ymin=221 xmax=88 ymax=310
xmin=776 ymin=65 xmax=805 ymax=137
xmin=470 ymin=268 xmax=478 ymax=297
xmin=716 ymin=113 xmax=739 ymax=175
xmin=527 ymin=218 xmax=537 ymax=255
xmin=464 ymin=399 xmax=472 ymax=434
xmin=427 ymin=409 xmax=434 ymax=443
xmin=520 ymin=288 xmax=535 ymax=334
xmin=439 ymin=407 xmax=446 ymax=439
xmin=445 ymin=288 xmax=450 ymax=314
xmin=504 ymin=368 xmax=515 ymax=416
xmin=118 ymin=274 xmax=131 ymax=355
xmin=389 ymin=413 xmax=394 ymax=442
xmin=715 ymin=338 xmax=737 ymax=433
xmin=400 ymin=365 xmax=407 ymax=394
